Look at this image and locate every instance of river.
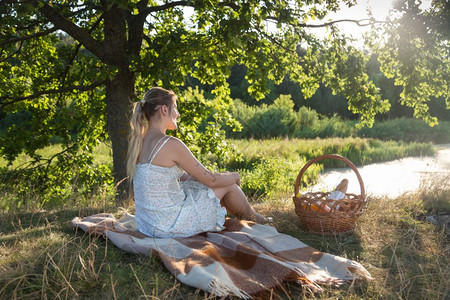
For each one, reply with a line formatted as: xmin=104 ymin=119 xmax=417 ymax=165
xmin=306 ymin=144 xmax=450 ymax=198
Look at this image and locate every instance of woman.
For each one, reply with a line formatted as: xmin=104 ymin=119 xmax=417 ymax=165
xmin=126 ymin=87 xmax=269 ymax=238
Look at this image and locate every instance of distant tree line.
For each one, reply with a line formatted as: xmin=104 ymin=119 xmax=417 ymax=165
xmin=188 ymin=53 xmax=449 ymax=122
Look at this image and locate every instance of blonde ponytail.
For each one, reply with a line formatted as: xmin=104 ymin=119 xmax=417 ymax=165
xmin=126 ymin=87 xmax=177 ymax=182
xmin=126 ymin=101 xmax=147 ymax=181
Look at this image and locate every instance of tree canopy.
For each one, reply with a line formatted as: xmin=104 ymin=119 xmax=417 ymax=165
xmin=368 ymin=0 xmax=449 ymax=126
xmin=0 ymin=0 xmax=448 ymax=202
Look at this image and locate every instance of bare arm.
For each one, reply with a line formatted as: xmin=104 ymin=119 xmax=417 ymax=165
xmin=180 ymin=172 xmax=197 ymax=181
xmin=169 ymin=138 xmax=240 ymax=188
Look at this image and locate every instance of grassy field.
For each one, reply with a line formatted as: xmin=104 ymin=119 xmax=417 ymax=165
xmin=225 ymin=138 xmax=434 ymax=201
xmin=0 ymin=175 xmax=448 ymax=299
xmin=0 ymin=137 xmax=435 ymax=211
xmin=0 ymin=138 xmax=448 ymax=299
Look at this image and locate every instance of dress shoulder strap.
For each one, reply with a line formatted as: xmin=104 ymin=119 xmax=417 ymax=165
xmin=146 ymin=135 xmax=166 ymax=162
xmin=148 ymin=136 xmax=171 ymax=164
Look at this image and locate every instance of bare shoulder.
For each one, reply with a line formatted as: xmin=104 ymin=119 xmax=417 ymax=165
xmin=166 ymin=137 xmax=199 ymax=166
xmin=166 ymin=136 xmax=188 ymax=151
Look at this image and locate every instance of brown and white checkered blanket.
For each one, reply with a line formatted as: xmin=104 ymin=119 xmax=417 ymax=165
xmin=72 ymin=213 xmax=371 ymax=298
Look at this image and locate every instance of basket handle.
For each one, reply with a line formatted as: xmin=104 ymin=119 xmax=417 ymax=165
xmin=294 ymin=154 xmax=366 ymax=201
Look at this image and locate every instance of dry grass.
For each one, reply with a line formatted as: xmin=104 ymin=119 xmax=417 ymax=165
xmin=1 ymin=173 xmax=449 ymax=299
xmin=1 ymin=188 xmax=448 ymax=299
xmin=242 ymin=179 xmax=449 ymax=299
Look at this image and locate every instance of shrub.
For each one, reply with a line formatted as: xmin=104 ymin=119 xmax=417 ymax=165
xmin=240 ymin=155 xmax=322 ymax=201
xmin=228 ymin=98 xmax=450 ymax=143
xmin=296 ymin=106 xmax=319 ymax=130
xmin=228 ymin=95 xmax=302 ymax=139
xmin=358 ymin=118 xmax=450 ymax=143
xmin=298 ymin=114 xmax=356 ymax=139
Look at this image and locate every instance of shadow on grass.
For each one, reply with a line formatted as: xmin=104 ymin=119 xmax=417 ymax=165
xmin=258 ymin=201 xmax=365 ymax=258
xmin=255 ymin=194 xmax=449 ymax=299
xmin=0 ymin=206 xmax=188 ymax=299
xmin=2 ymin=194 xmax=448 ymax=299
xmin=374 ymin=214 xmax=449 ymax=300
xmin=0 ymin=207 xmax=106 ymax=234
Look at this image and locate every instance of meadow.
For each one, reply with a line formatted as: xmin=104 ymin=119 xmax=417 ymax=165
xmin=1 ymin=135 xmax=448 ymax=299
xmin=0 ymin=137 xmax=435 ymax=210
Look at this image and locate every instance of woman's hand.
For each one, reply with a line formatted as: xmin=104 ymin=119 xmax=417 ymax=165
xmin=232 ymin=172 xmax=241 ymax=187
xmin=219 ymin=171 xmax=241 ymax=186
xmin=171 ymin=138 xmax=243 ymax=188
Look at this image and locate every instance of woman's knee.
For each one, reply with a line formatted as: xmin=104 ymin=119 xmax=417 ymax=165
xmin=213 ymin=183 xmax=239 ymax=200
xmin=228 ymin=183 xmax=244 ymax=196
xmin=212 ymin=186 xmax=230 ymax=200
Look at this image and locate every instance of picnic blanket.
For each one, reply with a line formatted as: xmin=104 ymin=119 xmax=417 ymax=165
xmin=72 ymin=213 xmax=372 ymax=298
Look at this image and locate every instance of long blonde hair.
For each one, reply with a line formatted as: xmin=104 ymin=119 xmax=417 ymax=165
xmin=126 ymin=87 xmax=177 ymax=181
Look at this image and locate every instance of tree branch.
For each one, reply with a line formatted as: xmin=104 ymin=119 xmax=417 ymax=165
xmin=34 ymin=1 xmax=109 ymax=64
xmin=0 ymin=40 xmax=24 ymax=63
xmin=140 ymin=0 xmax=191 ymax=16
xmin=127 ymin=0 xmax=148 ymax=56
xmin=0 ymin=27 xmax=58 ymax=46
xmin=43 ymin=143 xmax=78 ymax=176
xmin=0 ymin=0 xmax=34 ymax=5
xmin=7 ymin=143 xmax=78 ymax=175
xmin=0 ymin=5 xmax=93 ymax=47
xmin=139 ymin=0 xmax=240 ymax=17
xmin=218 ymin=1 xmax=239 ymax=11
xmin=0 ymin=81 xmax=107 ymax=108
xmin=142 ymin=34 xmax=152 ymax=47
xmin=59 ymin=14 xmax=104 ymax=89
xmin=12 ymin=19 xmax=46 ymax=31
xmin=267 ymin=17 xmax=388 ymax=28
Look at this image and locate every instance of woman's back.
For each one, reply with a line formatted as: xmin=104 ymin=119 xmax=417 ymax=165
xmin=128 ymin=87 xmax=267 ymax=237
xmin=133 ymin=136 xmax=226 ymax=238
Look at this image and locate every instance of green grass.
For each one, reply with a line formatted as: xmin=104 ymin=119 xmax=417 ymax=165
xmin=0 ymin=142 xmax=114 ymax=169
xmin=228 ymin=137 xmax=434 ymax=167
xmin=358 ymin=118 xmax=450 ymax=144
xmin=225 ymin=137 xmax=435 ymax=201
xmin=0 ymin=137 xmax=435 ymax=210
xmin=0 ymin=137 xmax=447 ymax=299
xmin=1 ymin=176 xmax=448 ymax=299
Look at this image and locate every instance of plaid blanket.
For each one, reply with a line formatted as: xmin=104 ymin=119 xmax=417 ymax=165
xmin=72 ymin=213 xmax=372 ymax=298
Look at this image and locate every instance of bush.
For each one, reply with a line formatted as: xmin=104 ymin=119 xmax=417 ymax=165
xmin=296 ymin=106 xmax=319 ymax=130
xmin=298 ymin=114 xmax=356 ymax=139
xmin=358 ymin=118 xmax=450 ymax=143
xmin=0 ymin=151 xmax=114 ymax=211
xmin=240 ymin=155 xmax=322 ymax=201
xmin=228 ymin=98 xmax=450 ymax=144
xmin=228 ymin=96 xmax=356 ymax=140
xmin=228 ymin=95 xmax=300 ymax=138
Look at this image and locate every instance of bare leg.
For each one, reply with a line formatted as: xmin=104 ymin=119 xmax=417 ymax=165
xmin=213 ymin=184 xmax=268 ymax=223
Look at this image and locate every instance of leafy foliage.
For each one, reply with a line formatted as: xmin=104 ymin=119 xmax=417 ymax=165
xmin=0 ymin=32 xmax=109 ymax=206
xmin=358 ymin=117 xmax=450 ymax=144
xmin=368 ymin=0 xmax=449 ymax=125
xmin=0 ymin=0 xmax=448 ymax=202
xmin=229 ymin=95 xmax=300 ymax=138
xmin=227 ymin=96 xmax=450 ymax=143
xmin=240 ymin=156 xmax=312 ymax=199
xmin=174 ymin=87 xmax=240 ymax=169
xmin=228 ymin=95 xmax=355 ymax=139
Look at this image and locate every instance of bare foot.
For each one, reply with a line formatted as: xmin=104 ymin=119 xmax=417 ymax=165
xmin=247 ymin=211 xmax=273 ymax=224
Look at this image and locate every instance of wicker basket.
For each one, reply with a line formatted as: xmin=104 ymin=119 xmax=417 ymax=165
xmin=293 ymin=154 xmax=367 ymax=235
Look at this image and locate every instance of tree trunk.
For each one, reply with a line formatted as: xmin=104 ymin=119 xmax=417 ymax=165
xmin=106 ymin=68 xmax=135 ymax=204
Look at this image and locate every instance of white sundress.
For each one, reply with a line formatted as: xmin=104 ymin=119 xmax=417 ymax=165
xmin=133 ymin=136 xmax=227 ymax=238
